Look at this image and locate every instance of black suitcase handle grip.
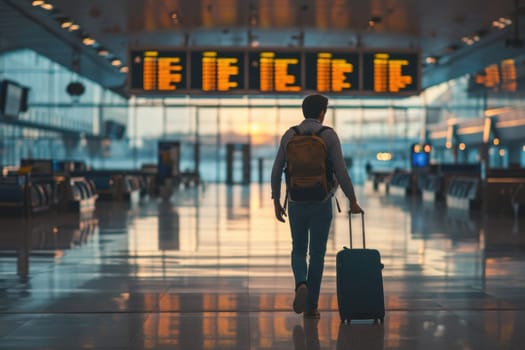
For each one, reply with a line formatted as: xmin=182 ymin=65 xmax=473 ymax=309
xmin=348 ymin=212 xmax=365 ymax=249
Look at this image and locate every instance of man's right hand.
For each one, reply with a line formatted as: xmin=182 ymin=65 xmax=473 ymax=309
xmin=273 ymin=199 xmax=287 ymax=223
xmin=349 ymin=201 xmax=364 ymax=214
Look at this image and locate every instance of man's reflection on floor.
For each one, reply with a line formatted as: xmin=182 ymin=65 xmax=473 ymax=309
xmin=293 ymin=319 xmax=384 ymax=350
xmin=293 ymin=319 xmax=320 ymax=350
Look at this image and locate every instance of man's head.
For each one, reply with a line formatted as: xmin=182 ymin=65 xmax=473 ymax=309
xmin=302 ymin=94 xmax=328 ymax=120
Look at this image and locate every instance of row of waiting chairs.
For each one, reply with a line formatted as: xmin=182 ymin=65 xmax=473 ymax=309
xmin=417 ymin=169 xmax=525 ymax=215
xmin=0 ymin=174 xmax=99 ymax=215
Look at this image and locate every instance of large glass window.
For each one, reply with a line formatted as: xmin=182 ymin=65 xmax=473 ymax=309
xmin=126 ymin=97 xmax=424 ymax=183
xmin=0 ymin=49 xmax=127 ymax=167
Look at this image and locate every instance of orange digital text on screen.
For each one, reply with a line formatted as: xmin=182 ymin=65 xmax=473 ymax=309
xmin=201 ymin=51 xmax=239 ymax=92
xmin=373 ymin=53 xmax=413 ymax=93
xmin=259 ymin=52 xmax=301 ymax=92
xmin=316 ymin=53 xmax=354 ymax=92
xmin=142 ymin=51 xmax=184 ymax=91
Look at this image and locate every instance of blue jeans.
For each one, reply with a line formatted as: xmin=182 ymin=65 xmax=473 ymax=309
xmin=288 ymin=198 xmax=333 ymax=311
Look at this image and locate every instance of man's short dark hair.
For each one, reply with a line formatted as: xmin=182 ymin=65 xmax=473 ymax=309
xmin=302 ymin=94 xmax=328 ymax=119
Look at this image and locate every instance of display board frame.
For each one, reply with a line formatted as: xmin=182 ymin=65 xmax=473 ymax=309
xmin=128 ymin=47 xmax=421 ymax=97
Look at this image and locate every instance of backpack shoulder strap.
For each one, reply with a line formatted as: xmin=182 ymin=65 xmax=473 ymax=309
xmin=291 ymin=126 xmax=301 ymax=135
xmin=315 ymin=126 xmax=332 ymax=136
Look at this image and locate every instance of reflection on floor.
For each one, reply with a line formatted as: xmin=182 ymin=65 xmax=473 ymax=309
xmin=0 ymin=184 xmax=524 ymax=349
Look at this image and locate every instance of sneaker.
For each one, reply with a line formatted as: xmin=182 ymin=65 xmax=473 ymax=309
xmin=303 ymin=309 xmax=320 ymax=319
xmin=293 ymin=284 xmax=308 ymax=314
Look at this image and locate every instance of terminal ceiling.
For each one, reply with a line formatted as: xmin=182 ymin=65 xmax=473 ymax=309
xmin=0 ymin=0 xmax=523 ymax=96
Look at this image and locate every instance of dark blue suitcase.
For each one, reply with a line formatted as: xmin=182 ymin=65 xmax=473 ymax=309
xmin=336 ymin=213 xmax=385 ymax=323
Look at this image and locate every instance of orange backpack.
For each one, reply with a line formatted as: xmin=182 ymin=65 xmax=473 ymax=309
xmin=285 ymin=126 xmax=333 ymax=201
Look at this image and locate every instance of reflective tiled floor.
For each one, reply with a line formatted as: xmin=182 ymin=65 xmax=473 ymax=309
xmin=1 ymin=183 xmax=524 ymax=349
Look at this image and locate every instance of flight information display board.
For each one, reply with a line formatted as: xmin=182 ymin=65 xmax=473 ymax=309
xmin=362 ymin=52 xmax=419 ymax=93
xmin=129 ymin=49 xmax=420 ymax=95
xmin=130 ymin=50 xmax=187 ymax=91
xmin=304 ymin=52 xmax=359 ymax=92
xmin=248 ymin=51 xmax=302 ymax=92
xmin=190 ymin=51 xmax=245 ymax=92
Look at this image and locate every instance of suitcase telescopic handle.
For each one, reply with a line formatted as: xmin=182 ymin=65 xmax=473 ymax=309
xmin=348 ymin=212 xmax=365 ymax=249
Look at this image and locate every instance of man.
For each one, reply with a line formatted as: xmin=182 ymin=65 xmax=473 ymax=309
xmin=271 ymin=94 xmax=363 ymax=319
